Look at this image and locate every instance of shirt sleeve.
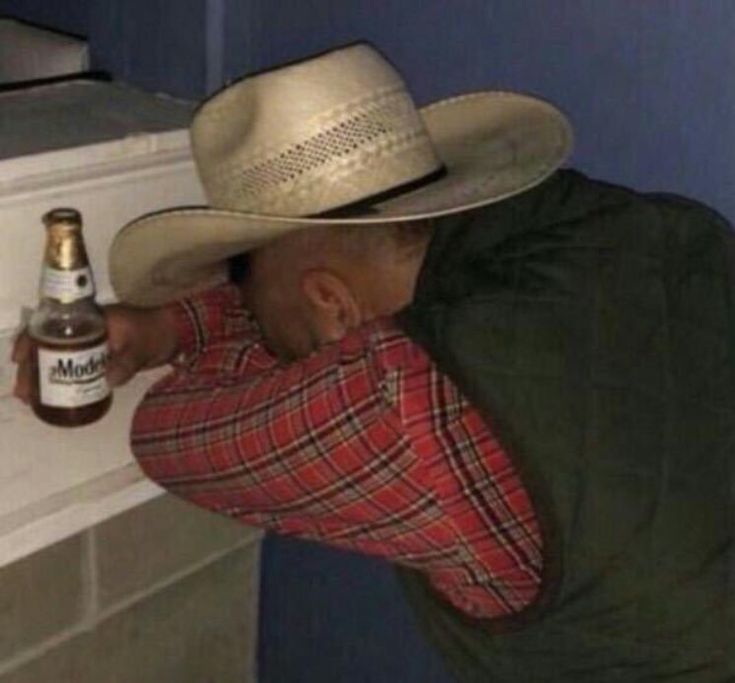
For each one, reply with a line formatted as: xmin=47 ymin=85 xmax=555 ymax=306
xmin=130 ymin=314 xmax=435 ymax=546
xmin=130 ymin=295 xmax=544 ymax=619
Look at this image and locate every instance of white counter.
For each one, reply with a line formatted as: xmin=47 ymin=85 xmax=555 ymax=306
xmin=0 ymin=330 xmax=168 ymax=568
xmin=0 ymin=79 xmax=204 ymax=569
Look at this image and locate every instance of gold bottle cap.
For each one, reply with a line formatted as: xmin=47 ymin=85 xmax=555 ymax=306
xmin=43 ymin=208 xmax=82 ymax=229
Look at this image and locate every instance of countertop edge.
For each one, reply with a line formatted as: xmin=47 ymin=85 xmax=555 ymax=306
xmin=0 ymin=463 xmax=164 ymax=568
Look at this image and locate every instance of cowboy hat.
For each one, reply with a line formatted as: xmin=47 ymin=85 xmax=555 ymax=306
xmin=110 ymin=42 xmax=573 ymax=306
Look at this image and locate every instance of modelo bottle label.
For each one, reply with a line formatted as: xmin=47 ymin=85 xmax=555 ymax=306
xmin=38 ymin=341 xmax=110 ymax=408
xmin=30 ymin=208 xmax=112 ymax=426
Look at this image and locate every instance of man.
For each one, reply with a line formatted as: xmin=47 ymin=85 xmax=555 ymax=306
xmin=13 ymin=43 xmax=735 ymax=681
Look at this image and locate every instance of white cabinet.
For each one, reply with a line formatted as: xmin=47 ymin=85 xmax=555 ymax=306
xmin=0 ymin=18 xmax=89 ymax=84
xmin=0 ymin=79 xmax=205 ymax=566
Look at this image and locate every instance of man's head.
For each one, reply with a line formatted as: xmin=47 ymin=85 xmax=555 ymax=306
xmin=238 ymin=220 xmax=433 ymax=360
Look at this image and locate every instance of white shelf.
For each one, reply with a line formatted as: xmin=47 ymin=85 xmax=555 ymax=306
xmin=0 ymin=337 xmax=168 ymax=568
xmin=0 ymin=79 xmax=204 ymax=568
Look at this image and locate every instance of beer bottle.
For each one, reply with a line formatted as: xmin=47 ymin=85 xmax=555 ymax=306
xmin=28 ymin=208 xmax=112 ymax=427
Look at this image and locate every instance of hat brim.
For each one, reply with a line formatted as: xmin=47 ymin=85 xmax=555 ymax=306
xmin=110 ymin=91 xmax=573 ymax=305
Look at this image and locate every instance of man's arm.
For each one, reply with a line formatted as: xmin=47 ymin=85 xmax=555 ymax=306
xmin=13 ymin=284 xmax=542 ymax=618
xmin=130 ymin=313 xmax=429 ymax=539
xmin=130 ymin=294 xmax=542 ymax=619
xmin=11 ymin=283 xmax=249 ymax=400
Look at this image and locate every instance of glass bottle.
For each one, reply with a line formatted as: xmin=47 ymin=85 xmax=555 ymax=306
xmin=28 ymin=208 xmax=112 ymax=427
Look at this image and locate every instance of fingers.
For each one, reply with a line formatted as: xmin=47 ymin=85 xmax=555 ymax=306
xmin=104 ymin=308 xmax=144 ymax=387
xmin=106 ymin=349 xmax=136 ymax=388
xmin=11 ymin=331 xmax=33 ymax=404
xmin=11 ymin=330 xmax=31 ymax=363
xmin=13 ymin=361 xmax=32 ymax=403
xmin=11 ymin=318 xmax=142 ymax=400
xmin=103 ymin=304 xmax=180 ymax=386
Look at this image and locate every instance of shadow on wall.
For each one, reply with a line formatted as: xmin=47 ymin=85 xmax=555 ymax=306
xmin=258 ymin=535 xmax=454 ymax=683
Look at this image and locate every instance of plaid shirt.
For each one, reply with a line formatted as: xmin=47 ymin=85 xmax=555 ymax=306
xmin=131 ymin=284 xmax=542 ymax=618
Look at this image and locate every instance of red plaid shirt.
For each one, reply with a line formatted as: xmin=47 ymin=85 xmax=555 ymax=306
xmin=131 ymin=284 xmax=542 ymax=618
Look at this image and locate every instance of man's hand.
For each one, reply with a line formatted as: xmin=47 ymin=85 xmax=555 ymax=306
xmin=12 ymin=304 xmax=180 ymax=404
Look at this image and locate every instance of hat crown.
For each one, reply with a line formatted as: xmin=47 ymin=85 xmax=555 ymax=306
xmin=191 ymin=43 xmax=442 ymax=217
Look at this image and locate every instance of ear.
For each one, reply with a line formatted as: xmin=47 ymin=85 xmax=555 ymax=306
xmin=300 ymin=269 xmax=362 ymax=345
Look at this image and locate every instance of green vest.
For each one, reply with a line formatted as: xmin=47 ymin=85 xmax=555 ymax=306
xmin=396 ymin=170 xmax=735 ymax=682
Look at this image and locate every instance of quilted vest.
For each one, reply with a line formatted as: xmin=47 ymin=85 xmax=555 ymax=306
xmin=396 ymin=170 xmax=735 ymax=682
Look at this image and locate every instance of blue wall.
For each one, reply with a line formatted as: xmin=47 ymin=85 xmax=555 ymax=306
xmin=0 ymin=0 xmax=209 ymax=97
xmin=88 ymin=0 xmax=208 ymax=98
xmin=0 ymin=0 xmax=90 ymax=36
xmin=2 ymin=2 xmax=734 ymax=681
xmin=3 ymin=0 xmax=732 ymax=221
xmin=258 ymin=536 xmax=452 ymax=682
xmin=218 ymin=0 xmax=735 ymax=222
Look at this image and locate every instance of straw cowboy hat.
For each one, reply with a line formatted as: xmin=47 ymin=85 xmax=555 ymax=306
xmin=110 ymin=42 xmax=573 ymax=306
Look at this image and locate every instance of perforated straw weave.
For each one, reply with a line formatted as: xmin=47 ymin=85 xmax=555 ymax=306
xmin=230 ymin=90 xmax=420 ymax=196
xmin=200 ymin=87 xmax=439 ymax=216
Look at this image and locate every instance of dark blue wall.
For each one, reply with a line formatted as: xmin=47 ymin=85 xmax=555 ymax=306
xmin=0 ymin=0 xmax=209 ymax=97
xmin=0 ymin=0 xmax=90 ymax=36
xmin=258 ymin=537 xmax=452 ymax=683
xmin=3 ymin=0 xmax=732 ymax=221
xmin=88 ymin=0 xmax=208 ymax=98
xmin=219 ymin=0 xmax=735 ymax=224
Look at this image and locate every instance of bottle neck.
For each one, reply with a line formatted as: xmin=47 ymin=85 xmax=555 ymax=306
xmin=44 ymin=223 xmax=87 ymax=268
xmin=40 ymin=220 xmax=96 ymax=303
xmin=39 ymin=263 xmax=97 ymax=304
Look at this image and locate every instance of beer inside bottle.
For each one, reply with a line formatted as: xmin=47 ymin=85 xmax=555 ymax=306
xmin=29 ymin=208 xmax=112 ymax=427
